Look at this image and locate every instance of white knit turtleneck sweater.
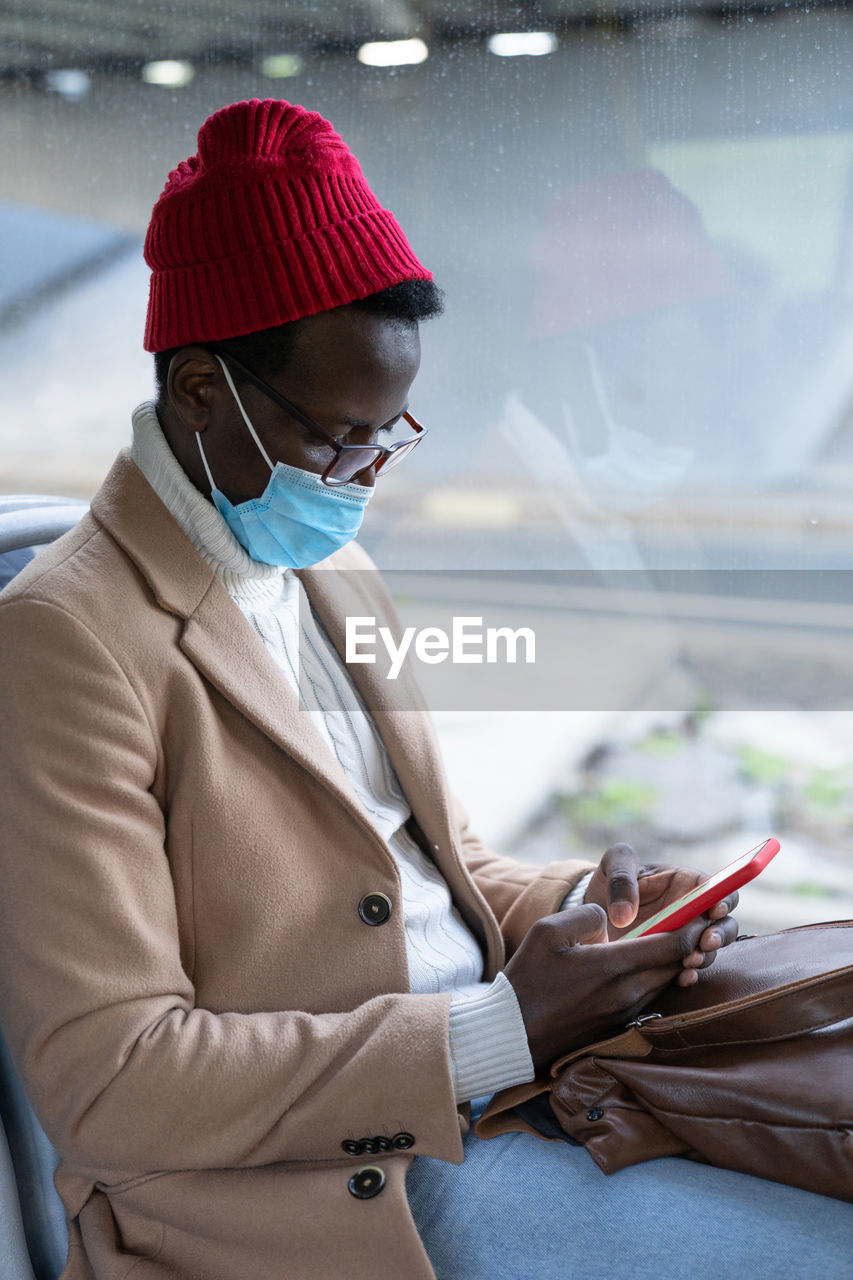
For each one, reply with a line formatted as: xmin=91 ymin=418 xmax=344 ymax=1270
xmin=130 ymin=401 xmax=539 ymax=1102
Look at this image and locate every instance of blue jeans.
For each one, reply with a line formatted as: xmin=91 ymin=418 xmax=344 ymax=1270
xmin=406 ymin=1101 xmax=853 ymax=1279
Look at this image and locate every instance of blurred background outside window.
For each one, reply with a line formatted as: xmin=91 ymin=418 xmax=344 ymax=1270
xmin=3 ymin=0 xmax=853 ymax=930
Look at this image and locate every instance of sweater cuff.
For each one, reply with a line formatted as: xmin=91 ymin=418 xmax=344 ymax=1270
xmin=560 ymin=869 xmax=596 ymax=911
xmin=448 ymin=972 xmax=535 ymax=1104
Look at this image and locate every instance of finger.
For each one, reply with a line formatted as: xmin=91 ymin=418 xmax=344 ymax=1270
xmin=552 ymin=902 xmax=610 ymax=946
xmin=682 ymin=944 xmax=723 ymax=976
xmin=695 ymin=922 xmax=740 ymax=971
xmin=617 ymin=913 xmax=708 ymax=967
xmin=635 ymin=911 xmax=706 ymax=952
xmin=600 ymin=842 xmax=641 ymax=930
xmin=676 ymin=966 xmax=700 ymax=988
xmin=697 ymin=912 xmax=739 ymax=954
xmin=707 ymin=889 xmax=740 ymax=921
xmin=682 ymin=913 xmax=741 ymax=974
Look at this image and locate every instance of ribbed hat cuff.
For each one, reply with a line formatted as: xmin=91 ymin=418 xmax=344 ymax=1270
xmin=144 ymin=210 xmax=430 ymax=352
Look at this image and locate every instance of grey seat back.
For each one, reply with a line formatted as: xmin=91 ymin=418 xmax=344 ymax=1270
xmin=0 ymin=496 xmax=88 ymax=561
xmin=0 ymin=1030 xmax=65 ymax=1280
xmin=0 ymin=1114 xmax=37 ymax=1280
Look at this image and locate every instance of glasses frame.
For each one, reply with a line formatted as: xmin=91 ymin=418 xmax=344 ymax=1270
xmin=215 ymin=348 xmax=427 ymax=487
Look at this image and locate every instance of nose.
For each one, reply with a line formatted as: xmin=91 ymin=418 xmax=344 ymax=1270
xmin=353 ymin=460 xmax=378 ymax=489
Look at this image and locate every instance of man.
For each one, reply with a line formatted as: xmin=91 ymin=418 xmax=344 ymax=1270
xmin=0 ymin=99 xmax=847 ymax=1280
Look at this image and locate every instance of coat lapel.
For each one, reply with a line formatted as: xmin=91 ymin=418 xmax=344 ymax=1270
xmin=180 ymin=587 xmax=362 ymax=814
xmin=298 ymin=556 xmax=454 ymax=844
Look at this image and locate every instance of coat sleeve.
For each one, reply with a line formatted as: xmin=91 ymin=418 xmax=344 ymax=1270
xmin=0 ymin=597 xmax=465 ymax=1179
xmin=449 ymin=796 xmax=597 ymax=958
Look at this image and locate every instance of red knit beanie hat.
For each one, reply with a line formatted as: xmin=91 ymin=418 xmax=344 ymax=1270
xmin=143 ymin=98 xmax=431 ymax=352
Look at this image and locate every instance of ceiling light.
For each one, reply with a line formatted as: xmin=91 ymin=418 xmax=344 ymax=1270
xmin=357 ymin=38 xmax=428 ymax=67
xmin=44 ymin=69 xmax=91 ymax=99
xmin=260 ymin=54 xmax=304 ymax=79
xmin=142 ymin=60 xmax=195 ymax=88
xmin=487 ymin=32 xmax=558 ymax=57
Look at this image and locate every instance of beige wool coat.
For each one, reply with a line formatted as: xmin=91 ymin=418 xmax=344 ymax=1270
xmin=0 ymin=451 xmax=592 ymax=1280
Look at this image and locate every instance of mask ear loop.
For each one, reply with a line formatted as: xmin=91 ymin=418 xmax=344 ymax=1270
xmin=196 ymin=431 xmax=217 ymax=493
xmin=215 ymin=354 xmax=275 ymax=471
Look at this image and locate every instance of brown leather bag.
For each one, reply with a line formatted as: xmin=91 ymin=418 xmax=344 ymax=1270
xmin=477 ymin=921 xmax=853 ymax=1202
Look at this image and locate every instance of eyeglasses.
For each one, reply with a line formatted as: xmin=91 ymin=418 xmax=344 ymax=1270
xmin=216 ymin=349 xmax=428 ymax=487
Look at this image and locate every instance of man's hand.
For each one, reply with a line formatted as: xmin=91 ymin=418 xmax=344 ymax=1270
xmin=504 ymin=904 xmax=717 ymax=1071
xmin=584 ymin=842 xmax=739 ymax=987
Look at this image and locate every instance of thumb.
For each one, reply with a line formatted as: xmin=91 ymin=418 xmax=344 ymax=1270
xmin=557 ymin=902 xmax=609 ymax=945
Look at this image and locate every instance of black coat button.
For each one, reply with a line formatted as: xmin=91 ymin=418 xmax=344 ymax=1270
xmin=392 ymin=1132 xmax=415 ymax=1150
xmin=375 ymin=1136 xmax=392 ymax=1152
xmin=360 ymin=1138 xmax=379 ymax=1155
xmin=586 ymin=1108 xmax=604 ymax=1122
xmin=358 ymin=893 xmax=392 ymax=926
xmin=348 ymin=1166 xmax=386 ymax=1200
xmin=341 ymin=1139 xmax=363 ymax=1156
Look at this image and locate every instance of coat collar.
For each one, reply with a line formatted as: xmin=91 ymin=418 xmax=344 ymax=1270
xmin=91 ymin=450 xmax=216 ymax=619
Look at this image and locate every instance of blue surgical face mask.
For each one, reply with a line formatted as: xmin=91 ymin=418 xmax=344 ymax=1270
xmin=196 ymin=357 xmax=372 ymax=568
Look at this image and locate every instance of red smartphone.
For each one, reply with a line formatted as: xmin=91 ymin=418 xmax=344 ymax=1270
xmin=619 ymin=837 xmax=780 ymax=940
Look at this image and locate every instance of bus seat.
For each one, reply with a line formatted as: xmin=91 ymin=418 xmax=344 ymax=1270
xmin=0 ymin=1111 xmax=37 ymax=1280
xmin=0 ymin=1029 xmax=65 ymax=1280
xmin=0 ymin=496 xmax=89 ymax=577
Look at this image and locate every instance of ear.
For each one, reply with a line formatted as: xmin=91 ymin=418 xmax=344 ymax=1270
xmin=165 ymin=346 xmax=225 ymax=434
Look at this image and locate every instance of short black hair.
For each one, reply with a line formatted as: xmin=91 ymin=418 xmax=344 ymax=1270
xmin=153 ymin=278 xmax=444 ymax=401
